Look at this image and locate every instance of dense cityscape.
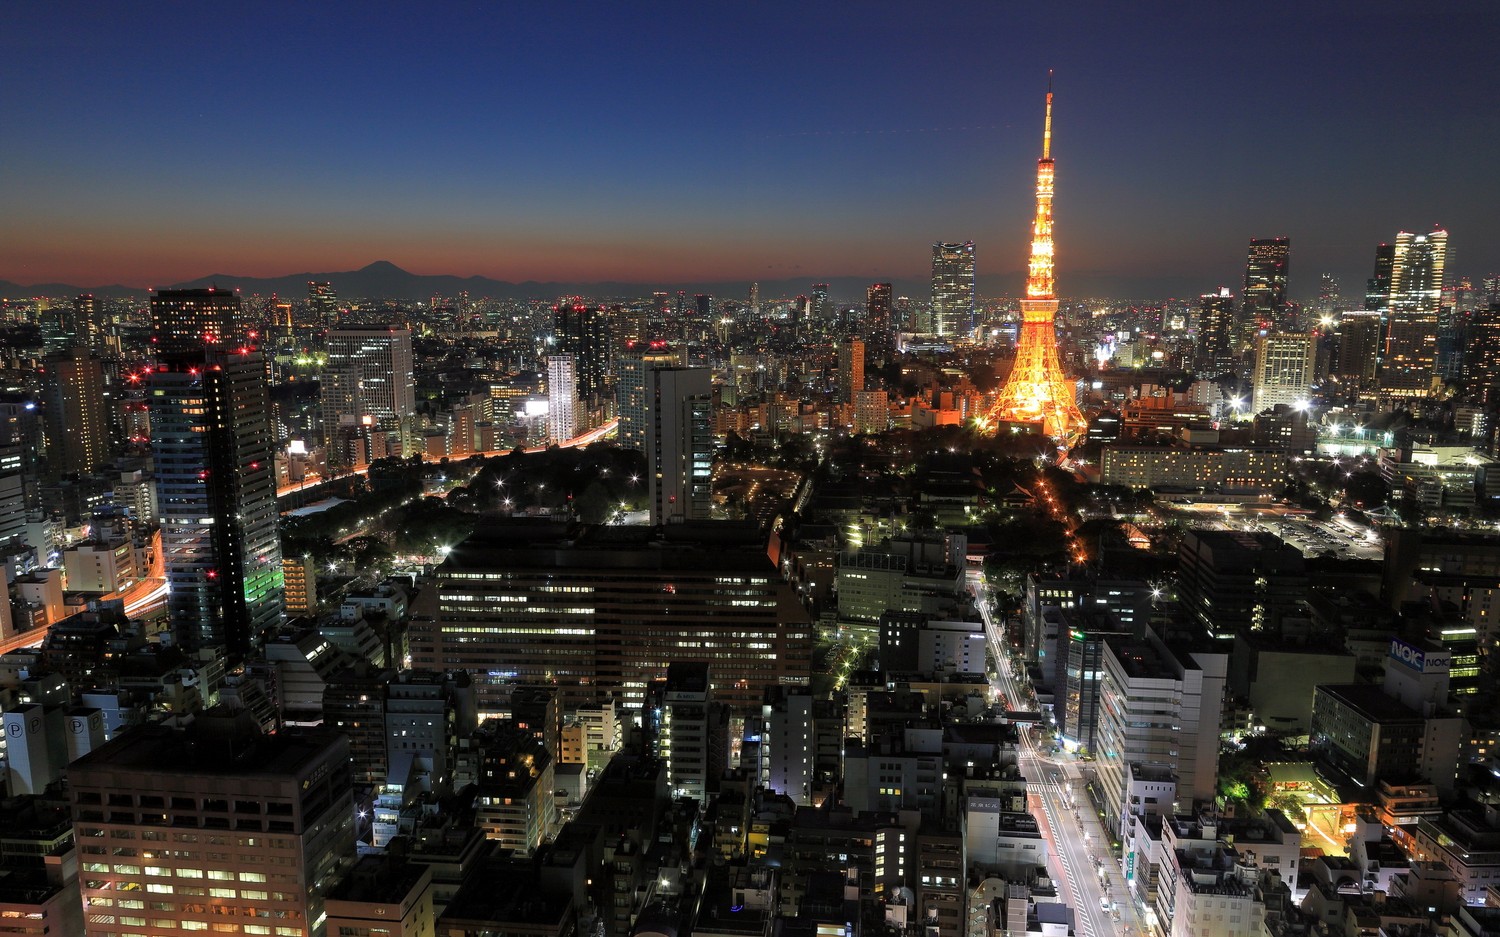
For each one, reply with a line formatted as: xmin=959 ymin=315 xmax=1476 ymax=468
xmin=3 ymin=6 xmax=1500 ymax=937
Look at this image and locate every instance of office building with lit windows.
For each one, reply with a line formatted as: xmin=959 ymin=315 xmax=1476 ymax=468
xmin=1195 ymin=288 xmax=1236 ymax=373
xmin=42 ymin=345 xmax=110 ymax=475
xmin=865 ymin=282 xmax=894 ymax=366
xmin=1250 ymin=332 xmax=1315 ymax=413
xmin=1242 ymin=237 xmax=1291 ymax=334
xmin=1334 ymin=309 xmax=1383 ymax=388
xmin=150 ymin=349 xmax=284 ymax=659
xmin=614 ymin=341 xmax=681 ymax=450
xmin=930 ymin=241 xmax=975 ymax=338
xmin=546 ymin=354 xmax=579 ymax=444
xmin=553 ymin=303 xmax=612 ymax=399
xmin=320 ymin=326 xmax=415 ymax=454
xmin=407 ymin=521 xmax=812 ymax=714
xmin=149 ymin=287 xmax=255 ymax=354
xmin=1379 ymin=229 xmax=1449 ymax=399
xmin=68 ymin=722 xmax=356 ymax=937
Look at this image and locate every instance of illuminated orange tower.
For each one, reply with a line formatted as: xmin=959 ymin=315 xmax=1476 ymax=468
xmin=985 ymin=80 xmax=1087 ymax=444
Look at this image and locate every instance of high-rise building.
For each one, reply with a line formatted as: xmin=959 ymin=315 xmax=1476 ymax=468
xmin=546 ymin=354 xmax=579 ymax=443
xmin=1466 ymin=303 xmax=1500 ymax=400
xmin=865 ymin=282 xmax=894 ymax=366
xmin=1334 ymin=310 xmax=1383 ymax=389
xmin=321 ymin=325 xmax=416 ymax=455
xmin=150 ymin=347 xmax=284 ymax=659
xmin=653 ymin=661 xmax=726 ymax=802
xmin=647 ymin=366 xmax=713 ymax=525
xmin=615 ymin=341 xmax=681 ymax=450
xmin=1242 ymin=237 xmax=1291 ymax=334
xmin=68 ymin=293 xmax=103 ymax=350
xmin=1096 ymin=627 xmax=1228 ymax=834
xmin=1379 ymin=229 xmax=1449 ymax=399
xmin=748 ymin=282 xmax=760 ymax=317
xmin=309 ymin=280 xmax=339 ymax=321
xmin=1365 ymin=243 xmax=1396 ymax=312
xmin=42 ymin=345 xmax=109 ymax=475
xmin=1250 ymin=332 xmax=1315 ymax=413
xmin=552 ymin=303 xmax=612 ymax=399
xmin=69 ymin=722 xmax=356 ymax=937
xmin=810 ymin=283 xmax=830 ymax=323
xmin=1316 ymin=273 xmax=1341 ymax=318
xmin=1195 ymin=288 xmax=1236 ymax=374
xmin=837 ymin=338 xmax=865 ymax=405
xmin=985 ymin=87 xmax=1086 ymax=442
xmin=930 ymin=241 xmax=976 ymax=338
xmin=149 ymin=287 xmax=254 ymax=354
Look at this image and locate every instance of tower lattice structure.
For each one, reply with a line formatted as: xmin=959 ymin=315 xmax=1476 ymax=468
xmin=985 ymin=83 xmax=1087 ymax=444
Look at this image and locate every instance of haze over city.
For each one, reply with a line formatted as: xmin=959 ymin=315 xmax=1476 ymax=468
xmin=4 ymin=2 xmax=1498 ymax=296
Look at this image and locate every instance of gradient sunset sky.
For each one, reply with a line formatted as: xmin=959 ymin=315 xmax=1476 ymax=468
xmin=2 ymin=2 xmax=1497 ymax=297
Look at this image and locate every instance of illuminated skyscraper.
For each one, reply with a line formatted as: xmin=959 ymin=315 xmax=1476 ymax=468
xmin=321 ymin=325 xmax=416 ymax=454
xmin=547 ymin=354 xmax=579 ymax=443
xmin=1195 ymin=288 xmax=1236 ymax=374
xmin=150 ymin=348 xmax=283 ymax=659
xmin=930 ymin=241 xmax=975 ymax=338
xmin=837 ymin=338 xmax=865 ymax=405
xmin=42 ymin=346 xmax=109 ymax=476
xmin=1466 ymin=303 xmax=1500 ymax=401
xmin=149 ymin=288 xmax=282 ymax=658
xmin=67 ymin=293 xmax=104 ymax=351
xmin=810 ymin=284 xmax=830 ymax=323
xmin=150 ymin=287 xmax=255 ymax=354
xmin=749 ymin=282 xmax=760 ymax=317
xmin=616 ymin=341 xmax=682 ymax=450
xmin=553 ymin=302 xmax=613 ymax=398
xmin=1378 ymin=229 xmax=1448 ymax=399
xmin=309 ymin=280 xmax=339 ymax=321
xmin=1242 ymin=237 xmax=1291 ymax=334
xmin=865 ymin=282 xmax=894 ymax=366
xmin=985 ymin=84 xmax=1086 ymax=443
xmin=1250 ymin=333 xmax=1315 ymax=413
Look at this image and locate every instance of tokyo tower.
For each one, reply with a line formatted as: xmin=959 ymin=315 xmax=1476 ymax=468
xmin=984 ymin=81 xmax=1088 ymax=445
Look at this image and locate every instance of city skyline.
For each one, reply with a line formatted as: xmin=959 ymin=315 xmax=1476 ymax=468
xmin=3 ymin=4 xmax=1498 ymax=297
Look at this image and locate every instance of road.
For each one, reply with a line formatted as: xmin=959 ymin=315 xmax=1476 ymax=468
xmin=0 ymin=531 xmax=169 ymax=655
xmin=277 ymin=419 xmax=618 ymax=499
xmin=976 ymin=571 xmax=1129 ymax=937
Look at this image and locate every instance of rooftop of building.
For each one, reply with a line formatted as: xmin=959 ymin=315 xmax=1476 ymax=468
xmin=1314 ymin=683 xmax=1424 ymax=724
xmin=440 ymin=857 xmax=573 ymax=927
xmin=441 ymin=518 xmax=777 ymax=572
xmin=327 ymin=854 xmax=429 ymax=905
xmin=67 ymin=720 xmax=345 ymax=780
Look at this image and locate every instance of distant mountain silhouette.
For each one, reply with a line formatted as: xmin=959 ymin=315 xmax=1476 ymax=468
xmin=3 ymin=261 xmax=1212 ymax=303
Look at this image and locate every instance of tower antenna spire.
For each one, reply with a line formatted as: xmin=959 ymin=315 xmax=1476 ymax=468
xmin=1043 ymin=70 xmax=1054 ymax=160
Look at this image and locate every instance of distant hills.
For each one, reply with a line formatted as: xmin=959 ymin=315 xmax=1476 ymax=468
xmin=1 ymin=260 xmax=1212 ymax=303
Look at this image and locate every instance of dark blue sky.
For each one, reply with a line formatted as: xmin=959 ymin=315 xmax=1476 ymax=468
xmin=3 ymin=2 xmax=1497 ymax=298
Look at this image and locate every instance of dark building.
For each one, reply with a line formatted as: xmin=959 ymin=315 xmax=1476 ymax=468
xmin=1177 ymin=529 xmax=1307 ymax=638
xmin=553 ymin=303 xmax=613 ymax=399
xmin=1365 ymin=242 xmax=1396 ymax=312
xmin=150 ymin=347 xmax=284 ymax=658
xmin=865 ymin=282 xmax=894 ymax=368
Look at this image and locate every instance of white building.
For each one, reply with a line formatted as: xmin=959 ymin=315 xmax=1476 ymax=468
xmin=546 ymin=354 xmax=579 ymax=443
xmin=763 ymin=687 xmax=814 ymax=803
xmin=1097 ymin=627 xmax=1228 ymax=837
xmin=1250 ymin=332 xmax=1315 ymax=414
